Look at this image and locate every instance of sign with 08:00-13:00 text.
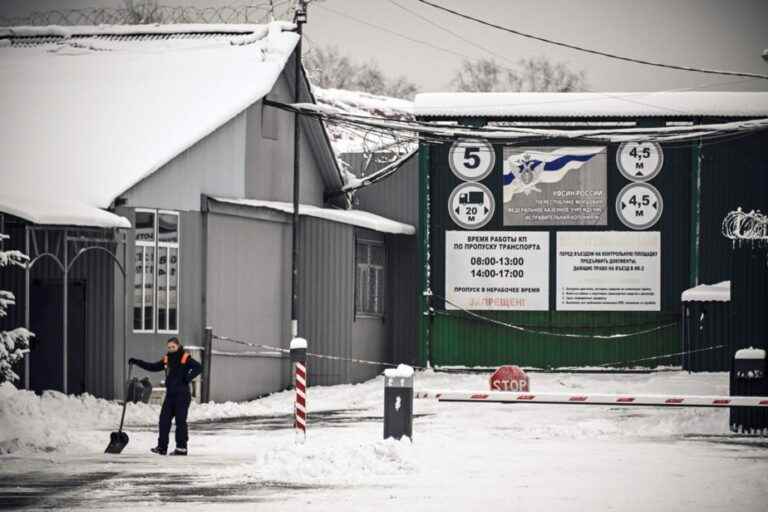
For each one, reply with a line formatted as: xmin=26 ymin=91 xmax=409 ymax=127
xmin=445 ymin=231 xmax=549 ymax=311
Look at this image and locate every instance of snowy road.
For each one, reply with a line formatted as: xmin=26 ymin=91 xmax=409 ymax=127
xmin=2 ymin=371 xmax=768 ymax=511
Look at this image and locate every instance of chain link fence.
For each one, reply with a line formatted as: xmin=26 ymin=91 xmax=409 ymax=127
xmin=0 ymin=2 xmax=295 ymax=27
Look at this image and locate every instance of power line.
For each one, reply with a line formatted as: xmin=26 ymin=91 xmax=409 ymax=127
xmin=415 ymin=0 xmax=768 ymax=81
xmin=314 ymin=3 xmax=479 ymax=61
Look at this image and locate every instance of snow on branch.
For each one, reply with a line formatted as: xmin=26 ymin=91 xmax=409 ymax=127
xmin=0 ymin=233 xmax=33 ymax=384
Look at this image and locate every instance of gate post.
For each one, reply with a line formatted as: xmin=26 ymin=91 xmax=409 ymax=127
xmin=202 ymin=327 xmax=213 ymax=403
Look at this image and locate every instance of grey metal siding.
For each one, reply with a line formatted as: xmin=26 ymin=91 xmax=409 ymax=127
xmin=387 ymin=234 xmax=420 ymax=366
xmin=298 ymin=217 xmax=354 ymax=386
xmin=205 ymin=210 xmax=292 ymax=401
xmin=121 ymin=113 xmax=247 ymax=211
xmin=342 ymin=152 xmax=419 ymax=226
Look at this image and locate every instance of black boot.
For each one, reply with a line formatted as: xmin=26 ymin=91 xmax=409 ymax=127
xmin=150 ymin=447 xmax=167 ymax=455
xmin=169 ymin=448 xmax=187 ymax=456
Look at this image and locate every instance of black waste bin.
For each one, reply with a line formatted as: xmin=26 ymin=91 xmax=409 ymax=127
xmin=730 ymin=347 xmax=768 ymax=433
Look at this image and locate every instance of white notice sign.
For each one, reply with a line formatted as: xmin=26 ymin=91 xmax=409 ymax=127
xmin=445 ymin=231 xmax=549 ymax=310
xmin=556 ymin=231 xmax=660 ymax=311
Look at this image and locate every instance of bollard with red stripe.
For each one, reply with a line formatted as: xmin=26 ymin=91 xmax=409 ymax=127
xmin=290 ymin=338 xmax=308 ymax=441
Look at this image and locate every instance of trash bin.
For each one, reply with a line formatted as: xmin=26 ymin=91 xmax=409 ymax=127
xmin=730 ymin=347 xmax=768 ymax=433
xmin=681 ymin=281 xmax=732 ymax=372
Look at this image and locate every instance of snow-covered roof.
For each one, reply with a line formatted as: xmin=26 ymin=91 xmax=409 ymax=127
xmin=680 ymin=281 xmax=731 ymax=302
xmin=212 ymin=198 xmax=415 ymax=235
xmin=0 ymin=22 xmax=299 ymax=228
xmin=414 ymin=92 xmax=768 ymax=119
xmin=735 ymin=347 xmax=766 ymax=360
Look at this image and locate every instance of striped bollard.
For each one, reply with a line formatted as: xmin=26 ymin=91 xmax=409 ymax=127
xmin=290 ymin=338 xmax=308 ymax=442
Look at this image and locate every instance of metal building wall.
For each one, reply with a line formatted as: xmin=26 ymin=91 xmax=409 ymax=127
xmin=205 ymin=206 xmax=292 ymax=402
xmin=387 ymin=234 xmax=420 ymax=366
xmin=341 ymin=152 xmax=419 ymax=226
xmin=698 ymin=132 xmax=768 ymax=284
xmin=298 ymin=216 xmax=354 ymax=386
xmin=0 ymin=217 xmax=117 ymax=398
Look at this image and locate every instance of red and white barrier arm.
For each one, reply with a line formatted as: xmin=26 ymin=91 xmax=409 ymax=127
xmin=414 ymin=390 xmax=768 ymax=408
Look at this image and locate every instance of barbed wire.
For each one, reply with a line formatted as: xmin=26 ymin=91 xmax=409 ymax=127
xmin=0 ymin=2 xmax=294 ymax=27
xmin=722 ymin=208 xmax=768 ymax=242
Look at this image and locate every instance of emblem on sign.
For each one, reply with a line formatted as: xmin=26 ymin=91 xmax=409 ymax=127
xmin=616 ymin=142 xmax=663 ymax=182
xmin=448 ymin=139 xmax=495 ymax=181
xmin=448 ymin=182 xmax=495 ymax=229
xmin=616 ymin=182 xmax=663 ymax=230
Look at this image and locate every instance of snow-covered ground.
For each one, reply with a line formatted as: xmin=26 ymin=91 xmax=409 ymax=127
xmin=2 ymin=370 xmax=767 ymax=511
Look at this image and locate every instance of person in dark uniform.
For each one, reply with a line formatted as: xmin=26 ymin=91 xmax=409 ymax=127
xmin=129 ymin=337 xmax=202 ymax=456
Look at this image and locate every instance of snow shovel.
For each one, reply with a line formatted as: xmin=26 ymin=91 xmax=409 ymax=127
xmin=105 ymin=363 xmax=133 ymax=454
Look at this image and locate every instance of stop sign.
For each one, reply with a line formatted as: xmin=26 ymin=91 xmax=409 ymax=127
xmin=490 ymin=365 xmax=529 ymax=391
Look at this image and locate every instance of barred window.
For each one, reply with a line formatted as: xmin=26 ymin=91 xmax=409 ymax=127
xmin=356 ymin=240 xmax=385 ymax=316
xmin=133 ymin=209 xmax=180 ymax=334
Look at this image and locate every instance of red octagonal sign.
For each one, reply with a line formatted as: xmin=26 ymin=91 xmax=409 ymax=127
xmin=490 ymin=365 xmax=530 ymax=392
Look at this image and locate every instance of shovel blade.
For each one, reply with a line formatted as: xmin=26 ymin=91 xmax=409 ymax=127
xmin=105 ymin=431 xmax=129 ymax=454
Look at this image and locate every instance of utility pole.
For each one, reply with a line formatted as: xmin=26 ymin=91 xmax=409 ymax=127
xmin=291 ymin=0 xmax=307 ymax=340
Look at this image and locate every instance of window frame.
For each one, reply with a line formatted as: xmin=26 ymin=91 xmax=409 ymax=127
xmin=355 ymin=238 xmax=386 ymax=318
xmin=133 ymin=208 xmax=157 ymax=334
xmin=132 ymin=208 xmax=181 ymax=335
xmin=156 ymin=210 xmax=180 ymax=335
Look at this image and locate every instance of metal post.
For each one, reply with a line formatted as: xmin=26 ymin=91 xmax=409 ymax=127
xmin=417 ymin=145 xmax=431 ymax=367
xmin=202 ymin=326 xmax=213 ymax=403
xmin=24 ymin=226 xmax=30 ymax=390
xmin=689 ymin=139 xmax=702 ymax=287
xmin=290 ymin=0 xmax=307 ymax=341
xmin=383 ymin=365 xmax=414 ymax=440
xmin=122 ymin=230 xmax=128 ymax=396
xmin=290 ymin=337 xmax=307 ymax=441
xmin=62 ymin=230 xmax=68 ymax=394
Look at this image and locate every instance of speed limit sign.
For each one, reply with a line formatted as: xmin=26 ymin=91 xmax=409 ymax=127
xmin=448 ymin=139 xmax=495 ymax=181
xmin=616 ymin=182 xmax=663 ymax=230
xmin=616 ymin=141 xmax=663 ymax=182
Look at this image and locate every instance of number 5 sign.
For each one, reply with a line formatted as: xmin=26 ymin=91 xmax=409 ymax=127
xmin=449 ymin=139 xmax=496 ymax=181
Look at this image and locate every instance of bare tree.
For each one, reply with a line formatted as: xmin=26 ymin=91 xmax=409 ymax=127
xmin=304 ymin=44 xmax=419 ymax=99
xmin=123 ymin=0 xmax=165 ymax=24
xmin=452 ymin=57 xmax=586 ymax=92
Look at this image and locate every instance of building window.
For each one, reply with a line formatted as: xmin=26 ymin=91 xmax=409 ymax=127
xmin=133 ymin=209 xmax=180 ymax=334
xmin=356 ymin=240 xmax=385 ymax=316
xmin=262 ymin=103 xmax=280 ymax=140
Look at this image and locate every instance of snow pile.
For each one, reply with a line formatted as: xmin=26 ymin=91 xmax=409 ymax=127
xmin=681 ymin=280 xmax=731 ymax=302
xmin=214 ymin=438 xmax=415 ymax=485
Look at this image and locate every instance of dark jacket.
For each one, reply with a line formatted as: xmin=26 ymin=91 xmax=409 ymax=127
xmin=131 ymin=348 xmax=202 ymax=394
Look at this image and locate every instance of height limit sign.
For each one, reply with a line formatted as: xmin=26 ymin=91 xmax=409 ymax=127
xmin=449 ymin=182 xmax=495 ymax=229
xmin=616 ymin=182 xmax=663 ymax=230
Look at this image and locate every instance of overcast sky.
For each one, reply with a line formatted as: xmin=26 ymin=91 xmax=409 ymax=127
xmin=2 ymin=0 xmax=767 ymax=94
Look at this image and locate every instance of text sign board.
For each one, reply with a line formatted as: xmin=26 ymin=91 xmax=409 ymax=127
xmin=556 ymin=231 xmax=660 ymax=311
xmin=445 ymin=231 xmax=549 ymax=310
xmin=503 ymin=146 xmax=607 ymax=226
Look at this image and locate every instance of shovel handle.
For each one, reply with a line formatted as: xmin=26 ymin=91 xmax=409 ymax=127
xmin=117 ymin=363 xmax=133 ymax=433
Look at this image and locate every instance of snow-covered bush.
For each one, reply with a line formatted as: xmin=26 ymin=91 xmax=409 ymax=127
xmin=0 ymin=233 xmax=33 ymax=384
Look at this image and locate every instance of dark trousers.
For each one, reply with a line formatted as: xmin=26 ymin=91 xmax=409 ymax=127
xmin=158 ymin=390 xmax=191 ymax=450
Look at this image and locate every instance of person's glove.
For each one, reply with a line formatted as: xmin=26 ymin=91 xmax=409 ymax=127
xmin=128 ymin=358 xmax=138 ymax=366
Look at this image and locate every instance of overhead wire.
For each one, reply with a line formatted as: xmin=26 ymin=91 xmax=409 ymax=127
xmin=415 ymin=0 xmax=768 ymax=80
